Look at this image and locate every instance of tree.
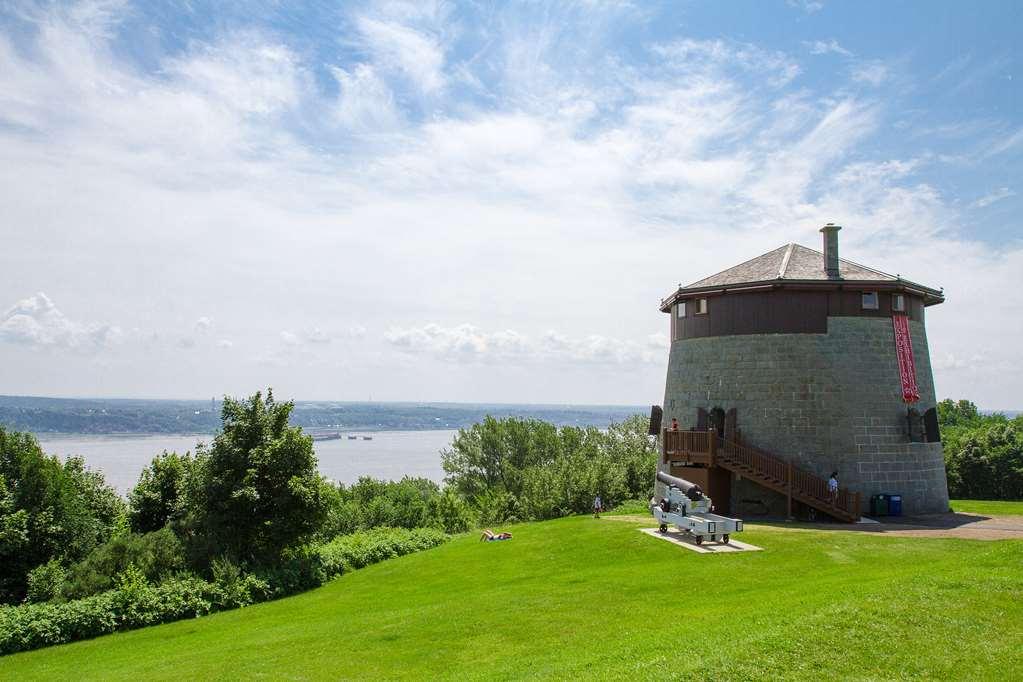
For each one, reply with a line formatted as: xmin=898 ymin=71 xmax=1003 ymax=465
xmin=0 ymin=427 xmax=125 ymax=603
xmin=128 ymin=451 xmax=193 ymax=534
xmin=182 ymin=390 xmax=328 ymax=567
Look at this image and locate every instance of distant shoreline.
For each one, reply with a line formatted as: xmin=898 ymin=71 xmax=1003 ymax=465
xmin=3 ymin=396 xmax=647 ymax=437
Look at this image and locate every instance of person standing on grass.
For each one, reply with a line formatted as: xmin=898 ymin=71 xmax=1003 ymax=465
xmin=828 ymin=472 xmax=839 ymax=506
xmin=593 ymin=494 xmax=603 ymax=518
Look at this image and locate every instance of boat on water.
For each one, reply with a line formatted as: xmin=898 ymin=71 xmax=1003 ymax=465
xmin=362 ymin=435 xmax=373 ymax=441
xmin=347 ymin=434 xmax=358 ymax=440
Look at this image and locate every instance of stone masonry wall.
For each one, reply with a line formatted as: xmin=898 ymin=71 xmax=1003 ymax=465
xmin=660 ymin=316 xmax=949 ymax=515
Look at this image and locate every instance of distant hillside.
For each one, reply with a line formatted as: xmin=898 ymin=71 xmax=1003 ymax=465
xmin=0 ymin=395 xmax=646 ymax=435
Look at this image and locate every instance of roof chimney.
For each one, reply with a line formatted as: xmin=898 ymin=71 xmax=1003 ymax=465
xmin=820 ymin=223 xmax=842 ymax=279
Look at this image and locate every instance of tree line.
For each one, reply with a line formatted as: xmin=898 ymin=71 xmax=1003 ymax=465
xmin=0 ymin=389 xmax=656 ymax=652
xmin=939 ymin=399 xmax=1023 ymax=500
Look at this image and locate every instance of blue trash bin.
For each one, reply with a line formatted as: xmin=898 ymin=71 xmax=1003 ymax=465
xmin=888 ymin=495 xmax=902 ymax=516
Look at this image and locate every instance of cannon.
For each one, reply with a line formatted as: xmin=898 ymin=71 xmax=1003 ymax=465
xmin=651 ymin=471 xmax=743 ymax=545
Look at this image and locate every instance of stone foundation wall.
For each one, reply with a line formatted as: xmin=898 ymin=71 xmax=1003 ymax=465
xmin=660 ymin=316 xmax=949 ymax=515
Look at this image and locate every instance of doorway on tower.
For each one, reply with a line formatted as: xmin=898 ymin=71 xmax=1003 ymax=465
xmin=681 ymin=406 xmax=739 ymax=514
xmin=696 ymin=406 xmax=738 ymax=440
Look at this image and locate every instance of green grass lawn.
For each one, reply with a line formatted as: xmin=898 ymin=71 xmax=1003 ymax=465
xmin=950 ymin=499 xmax=1023 ymax=516
xmin=2 ymin=516 xmax=1021 ymax=680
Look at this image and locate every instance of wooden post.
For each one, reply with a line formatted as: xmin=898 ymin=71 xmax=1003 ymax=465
xmin=786 ymin=460 xmax=793 ymax=520
xmin=708 ymin=427 xmax=717 ymax=467
xmin=853 ymin=491 xmax=861 ymax=519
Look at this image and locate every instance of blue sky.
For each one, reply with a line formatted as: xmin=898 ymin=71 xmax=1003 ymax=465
xmin=0 ymin=0 xmax=1020 ymax=407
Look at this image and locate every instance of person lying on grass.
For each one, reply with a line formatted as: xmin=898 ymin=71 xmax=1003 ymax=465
xmin=480 ymin=529 xmax=512 ymax=541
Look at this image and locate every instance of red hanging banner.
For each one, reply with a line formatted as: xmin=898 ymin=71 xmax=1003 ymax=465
xmin=892 ymin=314 xmax=920 ymax=403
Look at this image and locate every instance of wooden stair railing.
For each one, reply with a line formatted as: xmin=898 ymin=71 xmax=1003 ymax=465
xmin=714 ymin=436 xmax=861 ymax=523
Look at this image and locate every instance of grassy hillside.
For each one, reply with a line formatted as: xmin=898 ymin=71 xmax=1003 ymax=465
xmin=2 ymin=513 xmax=1021 ymax=680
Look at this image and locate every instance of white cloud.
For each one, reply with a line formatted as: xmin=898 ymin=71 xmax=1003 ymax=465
xmin=787 ymin=0 xmax=824 ymax=14
xmin=330 ymin=63 xmax=401 ymax=131
xmin=280 ymin=331 xmax=301 ymax=346
xmin=986 ymin=127 xmax=1023 ymax=157
xmin=194 ymin=317 xmax=213 ymax=333
xmin=653 ymin=39 xmax=801 ymax=88
xmin=305 ymin=328 xmax=331 ymax=344
xmin=851 ymin=60 xmax=889 ymax=86
xmin=805 ymin=39 xmax=852 ymax=57
xmin=0 ymin=292 xmax=121 ymax=351
xmin=970 ymin=187 xmax=1016 ymax=209
xmin=165 ymin=34 xmax=303 ymax=116
xmin=355 ymin=16 xmax=446 ymax=94
xmin=216 ymin=339 xmax=234 ymax=349
xmin=386 ymin=323 xmax=664 ymax=365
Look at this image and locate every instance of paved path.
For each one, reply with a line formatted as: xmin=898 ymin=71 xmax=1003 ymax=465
xmin=608 ymin=512 xmax=1023 ymax=541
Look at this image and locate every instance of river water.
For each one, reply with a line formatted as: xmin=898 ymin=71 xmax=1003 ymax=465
xmin=37 ymin=430 xmax=457 ymax=494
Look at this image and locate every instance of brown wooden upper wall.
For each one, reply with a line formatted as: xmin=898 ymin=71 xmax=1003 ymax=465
xmin=670 ymin=289 xmax=925 ymax=341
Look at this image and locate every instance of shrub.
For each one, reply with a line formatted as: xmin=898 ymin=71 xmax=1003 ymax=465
xmin=0 ymin=428 xmax=125 ymax=604
xmin=25 ymin=560 xmax=65 ymax=604
xmin=61 ymin=528 xmax=185 ymax=600
xmin=128 ymin=451 xmax=193 ymax=534
xmin=316 ymin=527 xmax=449 ymax=577
xmin=429 ymin=489 xmax=475 ymax=534
xmin=0 ymin=527 xmax=446 ymax=655
xmin=441 ymin=415 xmax=655 ymax=524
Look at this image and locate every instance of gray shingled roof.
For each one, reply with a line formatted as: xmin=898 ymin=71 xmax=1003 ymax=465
xmin=684 ymin=243 xmax=897 ymax=289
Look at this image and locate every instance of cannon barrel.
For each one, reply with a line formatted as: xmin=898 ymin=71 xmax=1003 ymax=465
xmin=656 ymin=471 xmax=705 ymax=499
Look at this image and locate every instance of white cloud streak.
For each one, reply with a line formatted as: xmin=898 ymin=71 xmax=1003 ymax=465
xmin=385 ymin=324 xmax=668 ymax=365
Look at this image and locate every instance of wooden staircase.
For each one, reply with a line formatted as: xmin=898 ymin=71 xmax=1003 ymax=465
xmin=662 ymin=429 xmax=861 ymax=523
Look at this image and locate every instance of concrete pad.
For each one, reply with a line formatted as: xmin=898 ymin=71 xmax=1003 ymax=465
xmin=639 ymin=527 xmax=762 ymax=554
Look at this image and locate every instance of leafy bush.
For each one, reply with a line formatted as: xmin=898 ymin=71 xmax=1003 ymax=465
xmin=316 ymin=527 xmax=449 ymax=578
xmin=0 ymin=527 xmax=446 ymax=655
xmin=428 ymin=489 xmax=475 ymax=533
xmin=62 ymin=528 xmax=185 ymax=600
xmin=0 ymin=570 xmax=267 ymax=655
xmin=0 ymin=427 xmax=125 ymax=604
xmin=128 ymin=451 xmax=193 ymax=534
xmin=940 ymin=399 xmax=1023 ymax=500
xmin=25 ymin=560 xmax=65 ymax=604
xmin=442 ymin=414 xmax=655 ymax=523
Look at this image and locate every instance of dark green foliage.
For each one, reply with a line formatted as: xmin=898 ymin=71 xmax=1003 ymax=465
xmin=441 ymin=414 xmax=656 ymax=522
xmin=939 ymin=399 xmax=1023 ymax=500
xmin=339 ymin=477 xmax=443 ymax=531
xmin=25 ymin=560 xmax=65 ymax=604
xmin=0 ymin=571 xmax=268 ymax=656
xmin=315 ymin=527 xmax=448 ymax=577
xmin=181 ymin=390 xmax=328 ymax=566
xmin=128 ymin=451 xmax=192 ymax=534
xmin=0 ymin=427 xmax=125 ymax=604
xmin=428 ymin=489 xmax=474 ymax=533
xmin=0 ymin=527 xmax=447 ymax=655
xmin=61 ymin=528 xmax=185 ymax=600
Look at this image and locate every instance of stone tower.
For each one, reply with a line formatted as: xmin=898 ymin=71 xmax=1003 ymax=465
xmin=658 ymin=225 xmax=949 ymax=517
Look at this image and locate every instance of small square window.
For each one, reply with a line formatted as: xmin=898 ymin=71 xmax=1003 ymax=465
xmin=696 ymin=298 xmax=708 ymax=314
xmin=861 ymin=292 xmax=879 ymax=310
xmin=893 ymin=293 xmax=905 ymax=312
xmin=677 ymin=302 xmax=686 ymax=318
